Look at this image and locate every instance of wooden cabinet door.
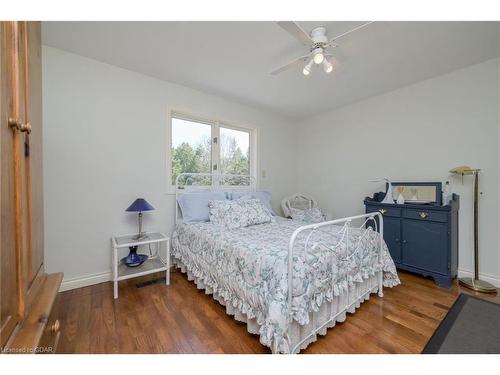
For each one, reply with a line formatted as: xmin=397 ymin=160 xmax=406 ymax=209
xmin=19 ymin=22 xmax=44 ymax=286
xmin=382 ymin=216 xmax=401 ymax=264
xmin=0 ymin=21 xmax=42 ymax=347
xmin=401 ymin=219 xmax=448 ymax=275
xmin=0 ymin=21 xmax=20 ymax=347
xmin=366 ymin=214 xmax=401 ymax=264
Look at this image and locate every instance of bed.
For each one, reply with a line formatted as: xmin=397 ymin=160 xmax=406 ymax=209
xmin=171 ymin=173 xmax=400 ymax=354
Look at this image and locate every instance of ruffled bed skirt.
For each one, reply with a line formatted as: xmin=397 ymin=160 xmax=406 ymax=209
xmin=174 ymin=258 xmax=380 ymax=354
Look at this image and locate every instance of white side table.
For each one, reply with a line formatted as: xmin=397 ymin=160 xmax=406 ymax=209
xmin=111 ymin=232 xmax=170 ymax=299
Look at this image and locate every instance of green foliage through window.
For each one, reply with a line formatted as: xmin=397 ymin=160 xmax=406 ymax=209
xmin=171 ymin=118 xmax=250 ymax=186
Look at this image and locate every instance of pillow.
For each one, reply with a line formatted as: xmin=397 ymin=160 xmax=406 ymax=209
xmin=289 ymin=207 xmax=326 ymax=224
xmin=176 ymin=191 xmax=227 ymax=223
xmin=231 ymin=191 xmax=275 ymax=215
xmin=242 ymin=198 xmax=275 ymax=226
xmin=209 ymin=198 xmax=273 ymax=229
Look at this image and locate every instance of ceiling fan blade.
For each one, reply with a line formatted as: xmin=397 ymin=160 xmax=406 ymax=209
xmin=270 ymin=54 xmax=310 ymax=75
xmin=277 ymin=21 xmax=313 ymax=46
xmin=328 ymin=21 xmax=374 ymax=44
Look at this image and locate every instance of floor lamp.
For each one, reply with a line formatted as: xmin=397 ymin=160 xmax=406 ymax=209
xmin=449 ymin=166 xmax=497 ymax=293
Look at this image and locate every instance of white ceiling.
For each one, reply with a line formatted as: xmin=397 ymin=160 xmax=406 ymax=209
xmin=42 ymin=21 xmax=500 ymax=120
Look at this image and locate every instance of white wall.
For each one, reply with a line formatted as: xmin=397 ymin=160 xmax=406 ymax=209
xmin=296 ymin=58 xmax=500 ymax=285
xmin=42 ymin=46 xmax=297 ymax=288
xmin=43 ymin=45 xmax=500 ymax=289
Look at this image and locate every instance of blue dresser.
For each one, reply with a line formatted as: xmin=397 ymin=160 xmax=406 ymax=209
xmin=364 ymin=194 xmax=459 ymax=287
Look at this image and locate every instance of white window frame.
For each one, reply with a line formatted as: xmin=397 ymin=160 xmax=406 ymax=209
xmin=167 ymin=110 xmax=258 ymax=193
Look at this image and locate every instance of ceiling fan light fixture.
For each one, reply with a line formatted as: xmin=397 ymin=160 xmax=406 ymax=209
xmin=302 ymin=59 xmax=313 ymax=76
xmin=323 ymin=59 xmax=333 ymax=73
xmin=272 ymin=21 xmax=374 ymax=77
xmin=312 ymin=48 xmax=324 ymax=64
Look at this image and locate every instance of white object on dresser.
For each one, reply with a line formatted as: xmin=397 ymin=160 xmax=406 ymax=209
xmin=111 ymin=232 xmax=170 ymax=299
xmin=396 ymin=193 xmax=405 ymax=204
xmin=370 ymin=178 xmax=395 ymax=204
xmin=442 ymin=181 xmax=452 ymax=206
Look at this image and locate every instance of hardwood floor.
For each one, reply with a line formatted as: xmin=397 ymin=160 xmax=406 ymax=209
xmin=55 ymin=270 xmax=499 ymax=354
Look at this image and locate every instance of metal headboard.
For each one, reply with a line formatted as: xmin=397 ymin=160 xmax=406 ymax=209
xmin=174 ymin=173 xmax=257 ymax=222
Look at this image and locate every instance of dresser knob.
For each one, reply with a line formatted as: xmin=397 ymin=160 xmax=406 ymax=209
xmin=379 ymin=209 xmax=387 ymax=215
xmin=419 ymin=212 xmax=428 ymax=219
xmin=50 ymin=320 xmax=60 ymax=333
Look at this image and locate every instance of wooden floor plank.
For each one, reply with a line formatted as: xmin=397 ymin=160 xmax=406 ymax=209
xmin=56 ymin=270 xmax=499 ymax=354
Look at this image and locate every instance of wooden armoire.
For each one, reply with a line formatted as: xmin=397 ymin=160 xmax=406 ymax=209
xmin=1 ymin=21 xmax=63 ymax=353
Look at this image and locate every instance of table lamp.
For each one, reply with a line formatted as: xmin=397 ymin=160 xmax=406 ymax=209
xmin=449 ymin=166 xmax=496 ymax=293
xmin=126 ymin=198 xmax=155 ymax=240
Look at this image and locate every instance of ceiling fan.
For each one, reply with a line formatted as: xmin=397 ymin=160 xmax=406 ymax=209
xmin=271 ymin=21 xmax=373 ymax=76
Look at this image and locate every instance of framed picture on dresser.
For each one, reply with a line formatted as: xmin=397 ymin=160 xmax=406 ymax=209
xmin=389 ymin=182 xmax=442 ymax=205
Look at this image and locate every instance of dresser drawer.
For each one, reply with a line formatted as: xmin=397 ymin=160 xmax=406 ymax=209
xmin=38 ymin=294 xmax=61 ymax=354
xmin=5 ymin=273 xmax=62 ymax=354
xmin=366 ymin=205 xmax=401 ymax=218
xmin=403 ymin=209 xmax=447 ymax=223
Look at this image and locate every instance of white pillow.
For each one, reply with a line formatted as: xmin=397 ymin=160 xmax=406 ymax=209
xmin=209 ymin=198 xmax=274 ymax=229
xmin=176 ymin=191 xmax=227 ymax=223
xmin=231 ymin=191 xmax=275 ymax=215
xmin=289 ymin=207 xmax=326 ymax=224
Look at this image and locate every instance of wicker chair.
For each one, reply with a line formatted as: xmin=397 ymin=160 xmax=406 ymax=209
xmin=281 ymin=194 xmax=320 ymax=218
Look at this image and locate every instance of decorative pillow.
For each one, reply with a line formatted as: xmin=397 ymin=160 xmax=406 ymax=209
xmin=209 ymin=198 xmax=274 ymax=229
xmin=289 ymin=207 xmax=326 ymax=224
xmin=231 ymin=191 xmax=275 ymax=215
xmin=242 ymin=198 xmax=275 ymax=226
xmin=176 ymin=191 xmax=227 ymax=224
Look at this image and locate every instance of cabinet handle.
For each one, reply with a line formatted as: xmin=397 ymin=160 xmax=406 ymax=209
xmin=379 ymin=209 xmax=387 ymax=215
xmin=8 ymin=117 xmax=31 ymax=133
xmin=419 ymin=212 xmax=428 ymax=219
xmin=395 ymin=238 xmax=400 ymax=243
xmin=403 ymin=240 xmax=408 ymax=244
xmin=50 ymin=320 xmax=60 ymax=334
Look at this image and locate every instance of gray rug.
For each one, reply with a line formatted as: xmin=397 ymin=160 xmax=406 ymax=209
xmin=423 ymin=293 xmax=500 ymax=354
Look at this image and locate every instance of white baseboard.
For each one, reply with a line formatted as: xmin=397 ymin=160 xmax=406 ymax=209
xmin=458 ymin=268 xmax=500 ymax=287
xmin=60 ymin=268 xmax=500 ymax=292
xmin=59 ymin=271 xmax=111 ymax=292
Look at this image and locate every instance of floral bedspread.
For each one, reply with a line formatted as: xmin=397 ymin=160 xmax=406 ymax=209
xmin=171 ymin=217 xmax=400 ymax=353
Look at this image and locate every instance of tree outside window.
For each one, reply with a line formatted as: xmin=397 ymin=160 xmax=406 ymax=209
xmin=171 ymin=116 xmax=251 ymax=186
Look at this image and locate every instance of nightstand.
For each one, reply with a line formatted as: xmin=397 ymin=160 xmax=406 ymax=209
xmin=111 ymin=232 xmax=170 ymax=299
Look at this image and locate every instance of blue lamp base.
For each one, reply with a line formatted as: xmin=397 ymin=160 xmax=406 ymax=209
xmin=121 ymin=246 xmax=148 ymax=267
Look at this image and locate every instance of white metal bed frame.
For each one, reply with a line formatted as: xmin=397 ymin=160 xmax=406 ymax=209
xmin=174 ymin=173 xmax=384 ymax=354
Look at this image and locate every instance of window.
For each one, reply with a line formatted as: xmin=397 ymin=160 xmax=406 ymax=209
xmin=171 ymin=117 xmax=212 ymax=184
xmin=220 ymin=127 xmax=250 ymax=176
xmin=170 ymin=113 xmax=254 ymax=187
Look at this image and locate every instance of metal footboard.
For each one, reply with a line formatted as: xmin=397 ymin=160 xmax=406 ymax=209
xmin=286 ymin=212 xmax=384 ymax=353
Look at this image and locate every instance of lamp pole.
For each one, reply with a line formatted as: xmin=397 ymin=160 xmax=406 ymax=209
xmin=133 ymin=211 xmax=146 ymax=240
xmin=138 ymin=211 xmax=143 ymax=239
xmin=473 ymin=171 xmax=479 ymax=280
xmin=456 ymin=169 xmax=496 ymax=293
